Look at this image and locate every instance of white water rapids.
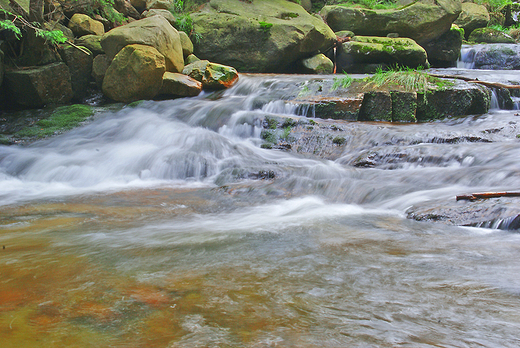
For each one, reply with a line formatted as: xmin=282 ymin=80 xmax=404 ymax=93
xmin=1 ymin=73 xmax=520 ymax=347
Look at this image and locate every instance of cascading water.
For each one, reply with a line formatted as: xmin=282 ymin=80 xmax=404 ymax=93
xmin=1 ymin=73 xmax=520 ymax=347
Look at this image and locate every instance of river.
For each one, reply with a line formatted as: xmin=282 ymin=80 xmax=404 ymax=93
xmin=1 ymin=66 xmax=520 ymax=347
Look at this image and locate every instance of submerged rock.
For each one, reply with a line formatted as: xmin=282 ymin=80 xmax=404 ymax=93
xmin=191 ymin=0 xmax=335 ymax=72
xmin=470 ymin=44 xmax=520 ymax=70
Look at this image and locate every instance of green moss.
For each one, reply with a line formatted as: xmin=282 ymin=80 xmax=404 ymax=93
xmin=14 ymin=105 xmax=94 ymax=139
xmin=259 ymin=21 xmax=273 ymax=32
xmin=332 ymin=136 xmax=346 ymax=145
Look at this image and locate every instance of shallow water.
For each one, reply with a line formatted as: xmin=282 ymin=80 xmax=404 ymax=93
xmin=1 ymin=73 xmax=520 ymax=347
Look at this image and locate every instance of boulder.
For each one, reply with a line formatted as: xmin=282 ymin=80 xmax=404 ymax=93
xmin=141 ymin=9 xmax=177 ymax=27
xmin=358 ymin=91 xmax=393 ymax=121
xmin=113 ymin=0 xmax=141 ymax=20
xmin=59 ymin=45 xmax=94 ymax=101
xmin=159 ymin=72 xmax=203 ymax=97
xmin=321 ymin=0 xmax=462 ymax=45
xmin=130 ymin=0 xmax=146 ymax=11
xmin=185 ymin=54 xmax=200 ymax=65
xmin=15 ymin=28 xmax=62 ymax=67
xmin=3 ymin=63 xmax=74 ymax=108
xmin=92 ymin=54 xmax=111 ymax=88
xmin=102 ymin=44 xmax=166 ymax=102
xmin=179 ymin=31 xmax=194 ymax=58
xmin=191 ymin=0 xmax=336 ymax=72
xmin=75 ymin=35 xmax=104 ymax=55
xmin=298 ymin=53 xmax=334 ymax=74
xmin=68 ymin=13 xmax=105 ymax=37
xmin=422 ymin=24 xmax=463 ymax=68
xmin=101 ymin=15 xmax=184 ymax=72
xmin=182 ymin=60 xmax=239 ymax=89
xmin=146 ymin=0 xmax=171 ymax=10
xmin=468 ymin=27 xmax=515 ymax=44
xmin=472 ymin=44 xmax=520 ymax=70
xmin=43 ymin=22 xmax=74 ymax=41
xmin=454 ymin=2 xmax=490 ymax=39
xmin=336 ymin=36 xmax=428 ymax=73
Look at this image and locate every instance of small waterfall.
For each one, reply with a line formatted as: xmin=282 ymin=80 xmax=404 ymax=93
xmin=490 ymin=89 xmax=500 ymax=110
xmin=457 ymin=46 xmax=476 ymax=69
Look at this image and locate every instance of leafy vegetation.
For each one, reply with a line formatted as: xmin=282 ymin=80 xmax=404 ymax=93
xmin=332 ymin=72 xmax=353 ymax=90
xmin=363 ymin=67 xmax=453 ymax=94
xmin=259 ymin=21 xmax=273 ymax=32
xmin=0 ymin=8 xmax=67 ymax=45
xmin=473 ymin=0 xmax=512 ymax=12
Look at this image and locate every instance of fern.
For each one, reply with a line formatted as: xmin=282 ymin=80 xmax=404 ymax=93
xmin=0 ymin=19 xmax=21 ymax=39
xmin=35 ymin=29 xmax=68 ymax=44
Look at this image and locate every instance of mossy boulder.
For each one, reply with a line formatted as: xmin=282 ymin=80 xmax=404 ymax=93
xmin=68 ymin=13 xmax=105 ymax=37
xmin=102 ymin=44 xmax=166 ymax=102
xmin=179 ymin=31 xmax=194 ymax=58
xmin=159 ymin=72 xmax=203 ymax=97
xmin=358 ymin=91 xmax=393 ymax=122
xmin=321 ymin=0 xmax=462 ymax=46
xmin=3 ymin=63 xmax=73 ymax=108
xmin=101 ymin=15 xmax=184 ymax=73
xmin=141 ymin=9 xmax=177 ymax=27
xmin=336 ymin=36 xmax=428 ymax=73
xmin=454 ymin=2 xmax=489 ymax=39
xmin=472 ymin=44 xmax=520 ymax=70
xmin=468 ymin=27 xmax=515 ymax=44
xmin=75 ymin=35 xmax=104 ymax=56
xmin=59 ymin=45 xmax=93 ymax=101
xmin=298 ymin=53 xmax=334 ymax=74
xmin=92 ymin=54 xmax=111 ymax=88
xmin=191 ymin=0 xmax=336 ymax=72
xmin=422 ymin=24 xmax=463 ymax=67
xmin=182 ymin=60 xmax=239 ymax=89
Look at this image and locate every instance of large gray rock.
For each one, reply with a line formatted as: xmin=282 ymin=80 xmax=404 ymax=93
xmin=102 ymin=44 xmax=166 ymax=102
xmin=3 ymin=63 xmax=74 ymax=108
xmin=336 ymin=36 xmax=428 ymax=73
xmin=92 ymin=54 xmax=111 ymax=88
xmin=75 ymin=35 xmax=104 ymax=56
xmin=141 ymin=9 xmax=177 ymax=27
xmin=454 ymin=2 xmax=490 ymax=39
xmin=191 ymin=0 xmax=336 ymax=72
xmin=59 ymin=45 xmax=94 ymax=101
xmin=179 ymin=31 xmax=194 ymax=58
xmin=298 ymin=53 xmax=334 ymax=74
xmin=101 ymin=15 xmax=184 ymax=72
xmin=321 ymin=0 xmax=462 ymax=45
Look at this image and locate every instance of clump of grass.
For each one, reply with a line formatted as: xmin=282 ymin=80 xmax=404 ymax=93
xmin=332 ymin=72 xmax=353 ymax=90
xmin=15 ymin=105 xmax=94 ymax=139
xmin=363 ymin=66 xmax=453 ymax=93
xmin=259 ymin=21 xmax=273 ymax=33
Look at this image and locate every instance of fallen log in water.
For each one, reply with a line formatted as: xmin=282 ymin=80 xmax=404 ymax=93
xmin=428 ymin=73 xmax=520 ymax=90
xmin=456 ymin=192 xmax=520 ymax=201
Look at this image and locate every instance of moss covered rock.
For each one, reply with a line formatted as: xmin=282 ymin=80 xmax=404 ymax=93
xmin=191 ymin=0 xmax=336 ymax=72
xmin=422 ymin=24 xmax=463 ymax=67
xmin=179 ymin=31 xmax=194 ymax=58
xmin=468 ymin=27 xmax=516 ymax=44
xmin=454 ymin=2 xmax=489 ymax=39
xmin=3 ymin=63 xmax=73 ymax=108
xmin=101 ymin=15 xmax=184 ymax=73
xmin=182 ymin=60 xmax=239 ymax=89
xmin=68 ymin=13 xmax=105 ymax=37
xmin=59 ymin=45 xmax=94 ymax=101
xmin=75 ymin=35 xmax=104 ymax=56
xmin=336 ymin=36 xmax=428 ymax=73
xmin=298 ymin=54 xmax=334 ymax=74
xmin=321 ymin=0 xmax=462 ymax=45
xmin=102 ymin=44 xmax=166 ymax=102
xmin=159 ymin=72 xmax=202 ymax=97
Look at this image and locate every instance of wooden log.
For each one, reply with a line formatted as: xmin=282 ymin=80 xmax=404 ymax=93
xmin=428 ymin=73 xmax=520 ymax=90
xmin=456 ymin=192 xmax=520 ymax=201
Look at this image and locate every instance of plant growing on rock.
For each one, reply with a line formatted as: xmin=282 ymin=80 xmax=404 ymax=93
xmin=364 ymin=66 xmax=452 ymax=94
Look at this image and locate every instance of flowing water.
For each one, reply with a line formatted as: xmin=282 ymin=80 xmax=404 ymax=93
xmin=1 ymin=72 xmax=520 ymax=347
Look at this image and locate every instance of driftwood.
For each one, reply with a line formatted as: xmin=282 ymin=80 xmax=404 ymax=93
xmin=456 ymin=192 xmax=520 ymax=201
xmin=428 ymin=73 xmax=520 ymax=90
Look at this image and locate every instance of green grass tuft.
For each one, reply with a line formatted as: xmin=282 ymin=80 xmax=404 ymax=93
xmin=364 ymin=66 xmax=453 ymax=94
